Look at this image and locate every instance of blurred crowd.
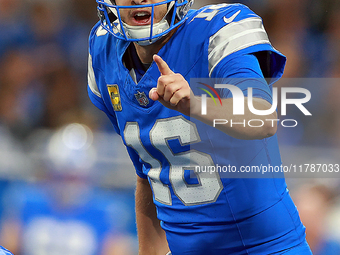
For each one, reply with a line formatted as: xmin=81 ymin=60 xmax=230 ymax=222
xmin=0 ymin=0 xmax=339 ymax=254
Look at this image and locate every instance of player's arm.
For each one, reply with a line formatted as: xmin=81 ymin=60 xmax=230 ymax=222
xmin=192 ymin=95 xmax=277 ymax=140
xmin=149 ymin=55 xmax=277 ymax=140
xmin=135 ymin=176 xmax=170 ymax=255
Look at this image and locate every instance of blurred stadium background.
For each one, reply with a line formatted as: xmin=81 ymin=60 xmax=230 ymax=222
xmin=0 ymin=0 xmax=340 ymax=254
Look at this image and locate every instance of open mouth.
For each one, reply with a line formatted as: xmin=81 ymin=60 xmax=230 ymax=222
xmin=132 ymin=11 xmax=152 ymax=25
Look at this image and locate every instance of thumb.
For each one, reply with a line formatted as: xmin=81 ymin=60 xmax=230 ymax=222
xmin=153 ymin=55 xmax=174 ymax=75
xmin=149 ymin=87 xmax=159 ymax=101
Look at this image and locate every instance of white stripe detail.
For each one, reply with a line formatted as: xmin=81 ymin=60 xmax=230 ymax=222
xmin=208 ymin=17 xmax=270 ymax=76
xmin=96 ymin=26 xmax=108 ymax=36
xmin=87 ymin=54 xmax=101 ymax=98
xmin=210 ymin=18 xmax=263 ymax=42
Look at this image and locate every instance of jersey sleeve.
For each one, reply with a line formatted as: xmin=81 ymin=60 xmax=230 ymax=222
xmin=87 ymin=54 xmax=106 ymax=111
xmin=87 ymin=24 xmax=146 ymax=178
xmin=213 ymin=54 xmax=273 ymax=103
xmin=87 ymin=24 xmax=121 ymax=135
xmin=207 ymin=4 xmax=286 ymax=84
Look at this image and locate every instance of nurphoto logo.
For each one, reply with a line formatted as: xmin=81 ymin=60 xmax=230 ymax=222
xmin=199 ymin=83 xmax=312 ymax=128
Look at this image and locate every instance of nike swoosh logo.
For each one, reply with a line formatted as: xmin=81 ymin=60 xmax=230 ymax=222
xmin=223 ymin=10 xmax=241 ymax=24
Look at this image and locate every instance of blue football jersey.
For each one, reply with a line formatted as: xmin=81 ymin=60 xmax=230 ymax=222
xmin=88 ymin=3 xmax=306 ymax=254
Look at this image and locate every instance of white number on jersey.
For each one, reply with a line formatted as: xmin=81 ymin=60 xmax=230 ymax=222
xmin=124 ymin=116 xmax=223 ymax=206
xmin=191 ymin=4 xmax=230 ymax=22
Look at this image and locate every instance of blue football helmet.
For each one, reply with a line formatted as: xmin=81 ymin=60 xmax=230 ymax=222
xmin=97 ymin=0 xmax=194 ymax=45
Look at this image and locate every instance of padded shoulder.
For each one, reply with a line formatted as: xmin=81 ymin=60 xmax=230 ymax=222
xmin=186 ymin=4 xmax=260 ymax=37
xmin=184 ymin=4 xmax=273 ymax=76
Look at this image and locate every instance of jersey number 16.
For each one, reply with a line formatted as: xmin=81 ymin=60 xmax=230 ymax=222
xmin=124 ymin=116 xmax=223 ymax=206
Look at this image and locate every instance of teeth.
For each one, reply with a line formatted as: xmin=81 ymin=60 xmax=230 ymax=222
xmin=135 ymin=12 xmax=149 ymax=17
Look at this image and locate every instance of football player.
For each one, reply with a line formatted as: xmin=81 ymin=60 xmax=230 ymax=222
xmin=88 ymin=0 xmax=312 ymax=254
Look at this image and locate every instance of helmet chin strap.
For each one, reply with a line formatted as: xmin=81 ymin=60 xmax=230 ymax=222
xmin=122 ymin=19 xmax=170 ymax=46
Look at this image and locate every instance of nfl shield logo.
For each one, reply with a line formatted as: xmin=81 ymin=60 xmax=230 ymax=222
xmin=135 ymin=91 xmax=149 ymax=106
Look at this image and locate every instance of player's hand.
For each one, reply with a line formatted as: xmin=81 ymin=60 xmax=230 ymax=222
xmin=149 ymin=55 xmax=199 ymax=116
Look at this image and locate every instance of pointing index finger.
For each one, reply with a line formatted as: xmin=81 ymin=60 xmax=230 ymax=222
xmin=153 ymin=55 xmax=174 ymax=76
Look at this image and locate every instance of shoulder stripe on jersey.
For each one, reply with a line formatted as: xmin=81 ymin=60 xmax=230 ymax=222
xmin=208 ymin=17 xmax=270 ymax=76
xmin=96 ymin=26 xmax=108 ymax=36
xmin=87 ymin=54 xmax=101 ymax=98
